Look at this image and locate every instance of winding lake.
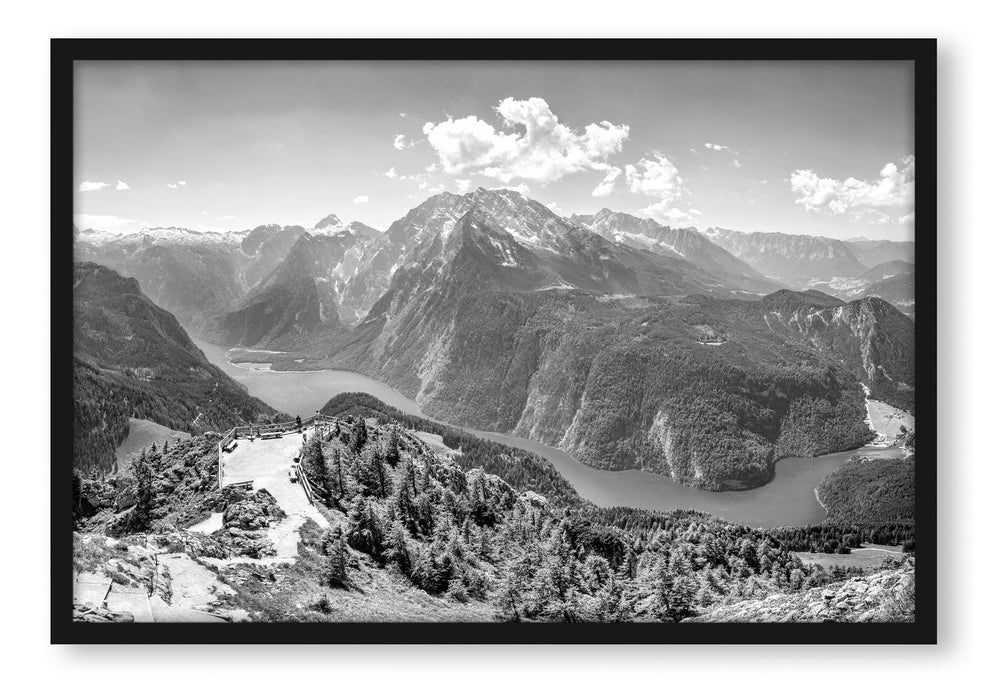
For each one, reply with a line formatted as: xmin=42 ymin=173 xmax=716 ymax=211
xmin=194 ymin=337 xmax=905 ymax=528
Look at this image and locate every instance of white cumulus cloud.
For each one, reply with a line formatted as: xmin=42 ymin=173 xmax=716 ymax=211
xmin=353 ymin=195 xmax=369 ymax=204
xmin=790 ymin=156 xmax=914 ymax=215
xmin=625 ymin=152 xmax=687 ymax=199
xmin=115 ymin=180 xmax=130 ymax=191
xmin=455 ymin=179 xmax=472 ymax=194
xmin=78 ymin=181 xmax=110 ymax=192
xmin=638 ymin=202 xmax=699 ymax=226
xmin=592 ymin=167 xmax=622 ymax=198
xmin=422 ymin=97 xmax=629 ymax=191
xmin=384 ymin=167 xmax=398 ymax=179
xmin=625 ymin=152 xmax=697 ymax=226
xmin=166 ymin=180 xmax=187 ymax=189
xmin=393 ymin=134 xmax=419 ymax=150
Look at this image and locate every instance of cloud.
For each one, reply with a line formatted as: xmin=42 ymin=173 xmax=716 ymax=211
xmin=384 ymin=167 xmax=398 ymax=179
xmin=393 ymin=134 xmax=420 ymax=150
xmin=166 ymin=180 xmax=187 ymax=189
xmin=638 ymin=202 xmax=699 ymax=226
xmin=74 ymin=214 xmax=139 ymax=232
xmin=592 ymin=166 xmax=622 ymax=198
xmin=502 ymin=183 xmax=531 ymax=195
xmin=899 ymin=213 xmax=915 ymax=225
xmin=853 ymin=208 xmax=894 ymax=225
xmin=221 ymin=215 xmax=236 ymax=220
xmin=422 ymin=97 xmax=629 ymax=188
xmin=790 ymin=156 xmax=914 ymax=215
xmin=624 ymin=152 xmax=696 ymax=225
xmin=115 ymin=180 xmax=130 ymax=191
xmin=352 ymin=195 xmax=369 ymax=204
xmin=455 ymin=179 xmax=472 ymax=194
xmin=625 ymin=152 xmax=687 ymax=199
xmin=704 ymin=142 xmax=735 ymax=153
xmin=399 ymin=112 xmax=408 ymax=118
xmin=78 ymin=181 xmax=110 ymax=192
xmin=546 ymin=201 xmax=562 ymax=213
xmin=701 ymin=142 xmax=742 ymax=168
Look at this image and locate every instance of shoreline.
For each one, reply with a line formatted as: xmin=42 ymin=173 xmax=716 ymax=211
xmin=814 ymin=485 xmax=829 ymax=515
xmin=228 ymin=355 xmax=893 ymax=491
xmin=195 ymin=337 xmax=912 ymax=527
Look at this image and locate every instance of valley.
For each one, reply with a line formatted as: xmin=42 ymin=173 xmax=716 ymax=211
xmin=193 ymin=337 xmax=910 ymax=527
xmin=66 ymin=61 xmax=922 ymax=630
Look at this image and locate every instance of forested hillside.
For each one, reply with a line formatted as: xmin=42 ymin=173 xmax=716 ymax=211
xmin=320 ymin=393 xmax=584 ymax=508
xmin=72 ymin=262 xmax=283 ymax=473
xmin=817 ymin=457 xmax=915 ymax=524
xmin=75 ymin=413 xmax=896 ymax=623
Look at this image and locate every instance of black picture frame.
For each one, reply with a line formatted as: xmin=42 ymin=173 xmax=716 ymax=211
xmin=52 ymin=38 xmax=936 ymax=645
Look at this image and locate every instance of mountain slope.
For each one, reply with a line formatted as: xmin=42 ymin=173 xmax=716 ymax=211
xmin=573 ymin=209 xmax=775 ymax=292
xmin=76 ymin=411 xmax=855 ymax=624
xmin=320 ymin=211 xmax=913 ymax=490
xmin=705 ymin=227 xmax=867 ymax=285
xmin=212 ymin=232 xmax=350 ymax=348
xmin=861 ymin=272 xmax=915 ymax=318
xmin=846 ymin=238 xmax=915 ymax=268
xmin=73 ymin=262 xmax=283 ymax=474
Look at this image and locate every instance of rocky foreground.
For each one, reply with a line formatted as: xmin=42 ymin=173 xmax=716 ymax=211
xmin=687 ymin=559 xmax=915 ymax=623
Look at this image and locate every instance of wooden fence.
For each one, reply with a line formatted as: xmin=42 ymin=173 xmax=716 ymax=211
xmin=216 ymin=413 xmax=331 ymax=490
xmin=295 ymin=455 xmax=316 ymax=505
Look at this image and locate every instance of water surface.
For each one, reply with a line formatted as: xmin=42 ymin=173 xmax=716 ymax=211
xmin=194 ymin=337 xmax=905 ymax=527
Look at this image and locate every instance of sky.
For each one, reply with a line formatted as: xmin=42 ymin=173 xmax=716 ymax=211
xmin=74 ymin=60 xmax=915 ymax=241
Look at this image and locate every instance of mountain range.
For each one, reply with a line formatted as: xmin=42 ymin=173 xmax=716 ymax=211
xmin=74 ymin=188 xmax=915 ymax=490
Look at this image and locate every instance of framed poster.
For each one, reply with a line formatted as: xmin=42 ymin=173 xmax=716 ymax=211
xmin=53 ymin=38 xmax=934 ymax=643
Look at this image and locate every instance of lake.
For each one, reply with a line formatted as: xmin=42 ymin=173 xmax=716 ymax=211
xmin=194 ymin=337 xmax=906 ymax=528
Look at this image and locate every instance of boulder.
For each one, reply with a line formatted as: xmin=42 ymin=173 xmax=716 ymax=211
xmin=221 ymin=489 xmax=285 ymax=531
xmin=212 ymin=528 xmax=277 ymax=558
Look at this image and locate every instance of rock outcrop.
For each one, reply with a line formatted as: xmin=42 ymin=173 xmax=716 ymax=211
xmin=222 ymin=489 xmax=286 ymax=530
xmin=686 ymin=560 xmax=915 ymax=623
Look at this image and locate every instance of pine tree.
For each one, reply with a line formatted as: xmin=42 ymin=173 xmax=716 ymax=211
xmin=333 ymin=449 xmax=347 ymax=503
xmin=370 ymin=448 xmax=389 ymax=498
xmin=618 ymin=546 xmax=638 ymax=581
xmin=384 ymin=521 xmax=412 ymax=575
xmin=320 ymin=526 xmax=349 ymax=587
xmin=595 ymin=578 xmax=631 ymax=622
xmin=385 ymin=427 xmax=400 ymax=466
xmin=132 ymin=449 xmax=157 ymax=531
xmin=352 ymin=417 xmax=368 ymax=452
xmin=393 ymin=465 xmax=417 ymax=533
xmin=346 ymin=495 xmax=382 ymax=558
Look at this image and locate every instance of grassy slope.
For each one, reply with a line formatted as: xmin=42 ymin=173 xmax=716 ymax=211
xmin=114 ymin=418 xmax=191 ymax=476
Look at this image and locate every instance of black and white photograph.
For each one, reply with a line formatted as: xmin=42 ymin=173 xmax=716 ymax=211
xmin=55 ymin=40 xmax=933 ymax=642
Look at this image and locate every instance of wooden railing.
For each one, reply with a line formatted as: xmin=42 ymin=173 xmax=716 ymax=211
xmin=215 ymin=413 xmax=331 ymax=490
xmin=295 ymin=455 xmax=316 ymax=505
